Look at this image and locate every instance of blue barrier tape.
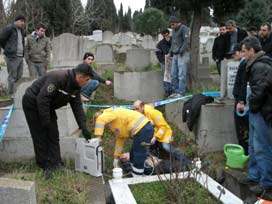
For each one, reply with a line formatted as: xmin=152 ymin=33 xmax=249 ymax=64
xmin=82 ymin=91 xmax=220 ymax=109
xmin=0 ymin=104 xmax=14 ymax=142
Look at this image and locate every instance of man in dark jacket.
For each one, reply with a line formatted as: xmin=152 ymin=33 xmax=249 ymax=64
xmin=0 ymin=15 xmax=25 ymax=98
xmin=155 ymin=29 xmax=172 ymax=97
xmin=258 ymin=22 xmax=272 ymax=57
xmin=22 ymin=63 xmax=93 ymax=178
xmin=224 ymin=20 xmax=248 ymax=56
xmin=80 ymin=52 xmax=112 ymax=101
xmin=231 ymin=44 xmax=249 ymax=155
xmin=238 ymin=36 xmax=272 ymax=198
xmin=212 ymin=23 xmax=227 ymax=75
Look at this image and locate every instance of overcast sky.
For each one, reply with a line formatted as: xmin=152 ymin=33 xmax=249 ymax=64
xmin=81 ymin=0 xmax=145 ymax=13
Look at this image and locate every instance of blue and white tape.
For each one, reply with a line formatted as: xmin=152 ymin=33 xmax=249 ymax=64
xmin=82 ymin=91 xmax=220 ymax=109
xmin=0 ymin=105 xmax=14 ymax=142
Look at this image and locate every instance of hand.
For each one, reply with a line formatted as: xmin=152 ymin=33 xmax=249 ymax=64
xmin=120 ymin=153 xmax=130 ymax=162
xmin=113 ymin=158 xmax=120 ymax=168
xmin=82 ymin=128 xmax=92 ymax=140
xmin=236 ymin=102 xmax=245 ymax=113
xmin=150 ymin=137 xmax=156 ymax=145
xmin=105 ymin=80 xmax=112 ymax=86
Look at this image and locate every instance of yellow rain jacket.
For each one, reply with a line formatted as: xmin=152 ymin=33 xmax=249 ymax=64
xmin=94 ymin=108 xmax=149 ymax=157
xmin=143 ymin=104 xmax=173 ymax=143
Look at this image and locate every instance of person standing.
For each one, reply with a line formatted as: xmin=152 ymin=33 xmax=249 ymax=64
xmin=168 ymin=16 xmax=190 ymax=98
xmin=238 ymin=36 xmax=272 ymax=198
xmin=25 ymin=23 xmax=50 ymax=77
xmin=22 ymin=63 xmax=93 ymax=178
xmin=212 ymin=23 xmax=227 ymax=75
xmin=258 ymin=22 xmax=272 ymax=57
xmin=80 ymin=52 xmax=112 ymax=101
xmin=0 ymin=15 xmax=25 ymax=98
xmin=155 ymin=29 xmax=172 ymax=97
xmin=224 ymin=19 xmax=248 ymax=54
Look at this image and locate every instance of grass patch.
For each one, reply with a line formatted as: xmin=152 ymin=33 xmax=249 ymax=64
xmin=210 ymin=64 xmax=219 ymax=74
xmin=0 ymin=160 xmax=91 ymax=204
xmin=130 ymin=179 xmax=220 ymax=204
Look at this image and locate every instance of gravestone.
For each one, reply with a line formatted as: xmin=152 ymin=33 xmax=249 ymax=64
xmin=165 ymin=99 xmax=238 ymax=153
xmin=149 ymin=49 xmax=158 ymax=65
xmin=51 ymin=33 xmax=81 ymax=68
xmin=142 ymin=35 xmax=156 ymax=49
xmin=95 ymin=44 xmax=114 ymax=64
xmin=114 ymin=71 xmax=164 ymax=101
xmin=126 ymin=49 xmax=150 ymax=70
xmin=102 ymin=31 xmax=114 ymax=43
xmin=0 ymin=76 xmax=80 ymax=161
xmin=0 ymin=178 xmax=36 ymax=204
xmin=93 ymin=30 xmax=103 ymax=42
xmin=120 ymin=33 xmax=133 ymax=46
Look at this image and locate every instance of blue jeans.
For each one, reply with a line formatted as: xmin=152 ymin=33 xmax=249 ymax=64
xmin=161 ymin=63 xmax=172 ymax=95
xmin=248 ymin=112 xmax=272 ymax=188
xmin=171 ymin=52 xmax=190 ymax=94
xmin=81 ymin=80 xmax=99 ymax=97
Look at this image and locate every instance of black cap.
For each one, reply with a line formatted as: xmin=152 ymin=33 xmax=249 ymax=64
xmin=74 ymin=63 xmax=93 ymax=78
xmin=15 ymin=15 xmax=26 ymax=22
xmin=227 ymin=44 xmax=241 ymax=55
xmin=169 ymin=16 xmax=179 ymax=24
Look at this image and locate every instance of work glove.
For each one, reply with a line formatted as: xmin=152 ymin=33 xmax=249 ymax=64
xmin=113 ymin=158 xmax=120 ymax=168
xmin=82 ymin=128 xmax=92 ymax=140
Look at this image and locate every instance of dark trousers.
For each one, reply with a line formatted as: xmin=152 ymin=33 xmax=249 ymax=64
xmin=234 ymin=102 xmax=249 ymax=155
xmin=22 ymin=95 xmax=62 ymax=169
xmin=130 ymin=122 xmax=154 ymax=175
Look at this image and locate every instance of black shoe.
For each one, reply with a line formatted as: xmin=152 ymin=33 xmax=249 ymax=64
xmin=239 ymin=177 xmax=259 ymax=185
xmin=250 ymin=185 xmax=272 ymax=197
xmin=44 ymin=168 xmax=53 ymax=180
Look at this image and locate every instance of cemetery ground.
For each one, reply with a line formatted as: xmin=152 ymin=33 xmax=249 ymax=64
xmin=0 ymin=70 xmax=232 ymax=204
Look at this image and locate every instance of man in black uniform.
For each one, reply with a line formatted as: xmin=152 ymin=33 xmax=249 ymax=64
xmin=22 ymin=63 xmax=92 ymax=177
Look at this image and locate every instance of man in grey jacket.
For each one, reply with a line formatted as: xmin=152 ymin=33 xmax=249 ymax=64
xmin=25 ymin=23 xmax=50 ymax=77
xmin=168 ymin=16 xmax=190 ymax=98
xmin=0 ymin=15 xmax=25 ymax=98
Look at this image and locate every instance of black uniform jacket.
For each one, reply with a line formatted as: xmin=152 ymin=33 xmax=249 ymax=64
xmin=24 ymin=69 xmax=86 ymax=129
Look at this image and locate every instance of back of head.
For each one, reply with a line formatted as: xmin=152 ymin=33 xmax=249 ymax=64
xmin=74 ymin=63 xmax=93 ymax=78
xmin=169 ymin=16 xmax=179 ymax=24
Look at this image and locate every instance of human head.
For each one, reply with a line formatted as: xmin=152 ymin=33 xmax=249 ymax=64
xmin=247 ymin=26 xmax=258 ymax=36
xmin=36 ymin=24 xmax=47 ymax=38
xmin=259 ymin=22 xmax=271 ymax=38
xmin=14 ymin=15 xmax=25 ymax=28
xmin=241 ymin=36 xmax=262 ymax=60
xmin=219 ymin=23 xmax=226 ymax=35
xmin=83 ymin=52 xmax=95 ymax=66
xmin=74 ymin=63 xmax=93 ymax=87
xmin=133 ymin=100 xmax=144 ymax=113
xmin=225 ymin=20 xmax=237 ymax=33
xmin=229 ymin=44 xmax=244 ymax=61
xmin=169 ymin=16 xmax=180 ymax=30
xmin=161 ymin=29 xmax=170 ymax=42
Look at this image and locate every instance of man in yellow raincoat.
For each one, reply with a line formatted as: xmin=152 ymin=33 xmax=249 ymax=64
xmin=133 ymin=100 xmax=184 ymax=161
xmin=94 ymin=108 xmax=154 ymax=176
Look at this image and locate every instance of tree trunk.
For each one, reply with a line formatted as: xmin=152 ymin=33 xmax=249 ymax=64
xmin=188 ymin=10 xmax=201 ymax=90
xmin=0 ymin=0 xmax=6 ymax=27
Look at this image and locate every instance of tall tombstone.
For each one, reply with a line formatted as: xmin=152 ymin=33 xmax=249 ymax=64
xmin=51 ymin=33 xmax=82 ymax=68
xmin=120 ymin=33 xmax=133 ymax=46
xmin=220 ymin=60 xmax=239 ymax=98
xmin=93 ymin=30 xmax=103 ymax=42
xmin=95 ymin=44 xmax=114 ymax=64
xmin=126 ymin=49 xmax=150 ymax=71
xmin=102 ymin=31 xmax=114 ymax=43
xmin=142 ymin=35 xmax=156 ymax=49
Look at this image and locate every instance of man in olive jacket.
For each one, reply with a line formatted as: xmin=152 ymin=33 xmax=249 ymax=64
xmin=0 ymin=15 xmax=25 ymax=98
xmin=25 ymin=23 xmax=50 ymax=77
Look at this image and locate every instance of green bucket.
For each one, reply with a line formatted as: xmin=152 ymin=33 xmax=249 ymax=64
xmin=224 ymin=144 xmax=249 ymax=169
